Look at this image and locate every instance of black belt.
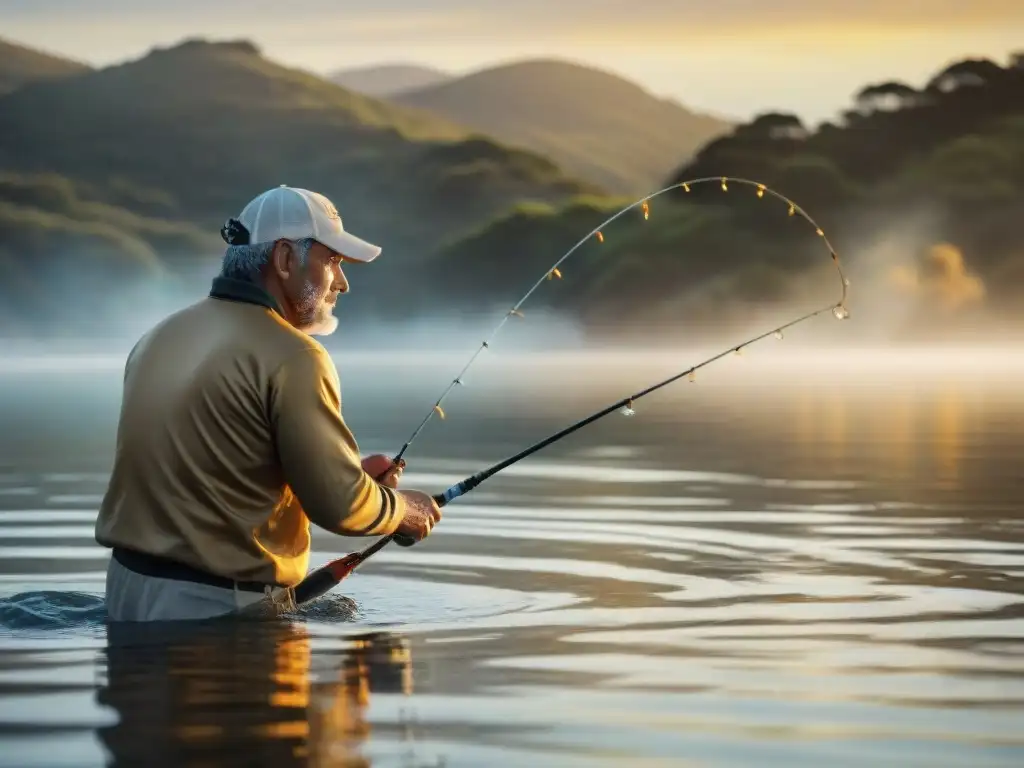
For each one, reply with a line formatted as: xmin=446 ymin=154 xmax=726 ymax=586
xmin=112 ymin=547 xmax=278 ymax=594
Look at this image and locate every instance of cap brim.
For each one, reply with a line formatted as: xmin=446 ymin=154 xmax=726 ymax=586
xmin=322 ymin=229 xmax=382 ymax=263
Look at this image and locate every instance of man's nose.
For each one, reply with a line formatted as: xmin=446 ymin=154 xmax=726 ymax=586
xmin=334 ymin=267 xmax=349 ymax=294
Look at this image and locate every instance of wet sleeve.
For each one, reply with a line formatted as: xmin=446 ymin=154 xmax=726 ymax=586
xmin=269 ymin=345 xmax=407 ymax=536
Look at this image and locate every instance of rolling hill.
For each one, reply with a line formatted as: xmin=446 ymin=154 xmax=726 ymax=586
xmin=0 ymin=36 xmax=91 ymax=95
xmin=430 ymin=55 xmax=1024 ymax=341
xmin=392 ymin=58 xmax=733 ymax=195
xmin=329 ymin=63 xmax=452 ymax=96
xmin=0 ymin=37 xmax=603 ymax=334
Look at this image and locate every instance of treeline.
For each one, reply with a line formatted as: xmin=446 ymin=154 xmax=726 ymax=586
xmin=427 ymin=55 xmax=1024 ymax=338
xmin=1 ymin=46 xmax=1021 ymax=340
xmin=0 ymin=38 xmax=598 ymax=335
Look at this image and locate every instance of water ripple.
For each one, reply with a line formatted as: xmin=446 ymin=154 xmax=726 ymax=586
xmin=1 ymin=379 xmax=1023 ymax=766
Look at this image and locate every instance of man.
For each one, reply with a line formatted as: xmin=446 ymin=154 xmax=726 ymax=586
xmin=95 ymin=184 xmax=442 ymax=622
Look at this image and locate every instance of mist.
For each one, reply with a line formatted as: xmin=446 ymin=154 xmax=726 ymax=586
xmin=3 ymin=192 xmax=1023 ymax=370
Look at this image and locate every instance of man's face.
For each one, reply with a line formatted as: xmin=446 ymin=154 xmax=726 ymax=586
xmin=285 ymin=240 xmax=350 ymax=336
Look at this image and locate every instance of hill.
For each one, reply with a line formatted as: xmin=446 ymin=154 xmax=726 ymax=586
xmin=0 ymin=171 xmax=220 ymax=335
xmin=329 ymin=63 xmax=452 ymax=96
xmin=0 ymin=37 xmax=91 ymax=95
xmin=429 ymin=54 xmax=1024 ymax=342
xmin=392 ymin=58 xmax=732 ymax=195
xmin=0 ymin=38 xmax=603 ymax=334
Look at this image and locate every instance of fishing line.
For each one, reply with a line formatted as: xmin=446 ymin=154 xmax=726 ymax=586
xmin=391 ymin=175 xmax=849 ymax=464
xmin=293 ymin=176 xmax=850 ymax=604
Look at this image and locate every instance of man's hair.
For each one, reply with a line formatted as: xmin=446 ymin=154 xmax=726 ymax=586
xmin=220 ymin=238 xmax=317 ymax=284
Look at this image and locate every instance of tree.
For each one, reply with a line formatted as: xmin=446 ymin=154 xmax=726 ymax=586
xmin=855 ymin=81 xmax=920 ymax=112
xmin=926 ymin=58 xmax=1004 ymax=92
xmin=742 ymin=112 xmax=808 ymax=139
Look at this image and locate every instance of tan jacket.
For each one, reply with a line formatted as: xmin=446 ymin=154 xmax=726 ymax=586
xmin=94 ymin=276 xmax=407 ymax=587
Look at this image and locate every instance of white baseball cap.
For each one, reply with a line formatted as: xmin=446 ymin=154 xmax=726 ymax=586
xmin=228 ymin=184 xmax=381 ymax=263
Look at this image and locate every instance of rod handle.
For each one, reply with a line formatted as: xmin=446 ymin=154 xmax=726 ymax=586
xmin=392 ymin=491 xmax=451 ymax=547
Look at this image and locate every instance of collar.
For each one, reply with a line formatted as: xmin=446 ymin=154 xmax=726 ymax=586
xmin=209 ymin=276 xmax=283 ymax=316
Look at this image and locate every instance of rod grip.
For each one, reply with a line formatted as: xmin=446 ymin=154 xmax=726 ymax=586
xmin=434 ymin=478 xmax=476 ymax=508
xmin=294 ymin=567 xmax=340 ymax=605
xmin=393 ymin=489 xmax=449 ymax=547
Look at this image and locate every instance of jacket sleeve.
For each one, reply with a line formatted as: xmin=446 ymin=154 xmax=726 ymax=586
xmin=269 ymin=345 xmax=407 ymax=536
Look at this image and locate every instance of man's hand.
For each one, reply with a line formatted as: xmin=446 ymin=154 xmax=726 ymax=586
xmin=394 ymin=490 xmax=442 ymax=545
xmin=362 ymin=454 xmax=404 ymax=489
xmin=362 ymin=455 xmax=440 ymax=545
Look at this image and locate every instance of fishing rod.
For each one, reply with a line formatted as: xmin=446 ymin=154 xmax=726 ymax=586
xmin=293 ymin=306 xmax=838 ymax=604
xmin=293 ymin=176 xmax=850 ymax=605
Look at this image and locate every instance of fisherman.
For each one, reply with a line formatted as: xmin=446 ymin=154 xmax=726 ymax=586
xmin=94 ymin=185 xmax=442 ymax=622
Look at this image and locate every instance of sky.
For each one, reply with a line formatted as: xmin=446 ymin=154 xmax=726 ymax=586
xmin=2 ymin=0 xmax=1022 ymax=122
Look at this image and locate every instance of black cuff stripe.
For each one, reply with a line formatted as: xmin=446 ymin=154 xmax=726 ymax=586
xmin=362 ymin=485 xmax=395 ymax=534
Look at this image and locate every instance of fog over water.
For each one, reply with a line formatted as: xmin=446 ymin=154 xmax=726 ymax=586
xmin=1 ymin=294 xmax=1023 ymax=768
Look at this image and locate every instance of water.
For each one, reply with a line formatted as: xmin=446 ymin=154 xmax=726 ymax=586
xmin=1 ymin=347 xmax=1023 ymax=767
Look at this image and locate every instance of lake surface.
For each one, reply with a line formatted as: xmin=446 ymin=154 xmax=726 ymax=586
xmin=1 ymin=345 xmax=1023 ymax=767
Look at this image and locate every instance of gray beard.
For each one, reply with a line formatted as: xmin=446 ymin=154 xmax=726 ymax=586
xmin=294 ymin=281 xmax=338 ymax=336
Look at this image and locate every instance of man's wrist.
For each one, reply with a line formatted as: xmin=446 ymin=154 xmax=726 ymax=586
xmin=388 ymin=489 xmax=410 ymax=534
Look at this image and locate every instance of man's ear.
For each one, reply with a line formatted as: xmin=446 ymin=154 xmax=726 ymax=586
xmin=270 ymin=240 xmax=295 ymax=280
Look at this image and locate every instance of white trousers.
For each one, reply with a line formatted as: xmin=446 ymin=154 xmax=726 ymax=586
xmin=104 ymin=555 xmax=296 ymax=622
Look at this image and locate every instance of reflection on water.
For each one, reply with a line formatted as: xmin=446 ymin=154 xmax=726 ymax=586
xmin=0 ymin=351 xmax=1023 ymax=766
xmin=788 ymin=381 xmax=970 ymax=490
xmin=97 ymin=622 xmax=415 ymax=768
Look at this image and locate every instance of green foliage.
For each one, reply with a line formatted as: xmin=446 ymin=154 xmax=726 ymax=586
xmin=778 ymin=154 xmax=863 ymax=200
xmin=0 ymin=201 xmax=163 ymax=271
xmin=0 ymin=37 xmax=605 ymax=332
xmin=2 ymin=39 xmax=1024 ymax=337
xmin=0 ymin=38 xmax=590 ymax=248
xmin=0 ymin=171 xmax=223 ymax=333
xmin=428 ymin=193 xmax=621 ymax=297
xmin=0 ymin=171 xmax=219 ymax=263
xmin=432 ymin=53 xmax=1024 ymax=332
xmin=0 ymin=201 xmax=166 ymax=332
xmin=672 ymin=59 xmax=1024 ymax=191
xmin=889 ymin=133 xmax=1022 ymax=204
